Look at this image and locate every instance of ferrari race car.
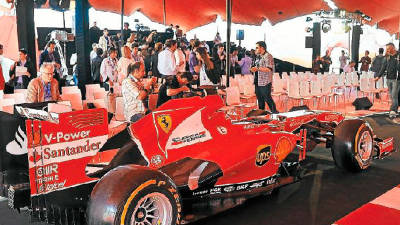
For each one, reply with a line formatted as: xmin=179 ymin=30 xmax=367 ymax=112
xmin=0 ymin=95 xmax=395 ymax=225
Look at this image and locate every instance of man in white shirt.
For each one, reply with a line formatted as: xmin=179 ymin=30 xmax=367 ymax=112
xmin=0 ymin=44 xmax=14 ymax=91
xmin=122 ymin=62 xmax=153 ymax=122
xmin=90 ymin=43 xmax=98 ymax=63
xmin=175 ymin=43 xmax=186 ymax=73
xmin=157 ymin=39 xmax=177 ymax=79
xmin=100 ymin=47 xmax=118 ymax=86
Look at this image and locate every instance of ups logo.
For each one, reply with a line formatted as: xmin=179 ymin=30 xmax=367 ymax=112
xmin=256 ymin=145 xmax=271 ymax=167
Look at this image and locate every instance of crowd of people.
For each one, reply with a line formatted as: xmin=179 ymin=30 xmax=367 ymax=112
xmin=85 ymin=22 xmax=276 ymax=120
xmin=1 ymin=21 xmax=400 ymax=119
xmin=312 ymin=48 xmax=387 ymax=76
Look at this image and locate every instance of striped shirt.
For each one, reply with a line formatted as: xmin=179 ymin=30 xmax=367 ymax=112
xmin=121 ymin=75 xmax=146 ymax=121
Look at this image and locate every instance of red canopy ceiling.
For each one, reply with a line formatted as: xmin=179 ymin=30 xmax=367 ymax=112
xmin=88 ymin=0 xmax=329 ymax=31
xmin=89 ymin=0 xmax=400 ymax=34
xmin=378 ymin=16 xmax=400 ymax=35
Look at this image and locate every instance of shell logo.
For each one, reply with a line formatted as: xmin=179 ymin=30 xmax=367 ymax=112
xmin=275 ymin=137 xmax=293 ymax=163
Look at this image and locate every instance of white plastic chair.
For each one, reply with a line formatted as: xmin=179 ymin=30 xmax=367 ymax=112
xmin=14 ymin=89 xmax=28 ymax=99
xmin=310 ymin=79 xmax=323 ymax=109
xmin=3 ymin=93 xmax=25 ymax=104
xmin=62 ymin=86 xmax=80 ymax=94
xmin=48 ymin=103 xmax=72 ymax=113
xmin=85 ymin=84 xmax=101 ymax=100
xmin=287 ymin=78 xmax=302 ymax=108
xmin=93 ymin=99 xmax=107 ymax=109
xmin=115 ymin=97 xmax=125 ymax=121
xmin=93 ymin=90 xmax=107 ymax=100
xmin=61 ymin=93 xmax=83 ymax=111
xmin=0 ymin=98 xmax=15 ymax=114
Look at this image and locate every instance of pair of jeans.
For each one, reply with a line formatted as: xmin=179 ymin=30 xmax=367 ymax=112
xmin=387 ymin=79 xmax=400 ymax=112
xmin=130 ymin=113 xmax=144 ymax=123
xmin=255 ymin=83 xmax=277 ymax=113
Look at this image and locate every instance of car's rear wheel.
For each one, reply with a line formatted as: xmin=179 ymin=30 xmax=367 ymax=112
xmin=331 ymin=119 xmax=374 ymax=172
xmin=124 ymin=184 xmax=177 ymax=225
xmin=87 ymin=165 xmax=181 ymax=225
xmin=130 ymin=192 xmax=172 ymax=225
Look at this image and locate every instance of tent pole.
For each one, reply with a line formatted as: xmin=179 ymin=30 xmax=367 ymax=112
xmin=226 ymin=0 xmax=232 ymax=87
xmin=121 ymin=0 xmax=125 ymax=40
xmin=63 ymin=11 xmax=67 ymax=69
xmin=163 ymin=0 xmax=166 ymax=25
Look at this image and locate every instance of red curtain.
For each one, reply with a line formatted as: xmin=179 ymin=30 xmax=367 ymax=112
xmin=0 ymin=16 xmax=19 ymax=61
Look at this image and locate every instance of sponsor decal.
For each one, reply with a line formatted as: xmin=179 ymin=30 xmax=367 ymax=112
xmin=16 ymin=107 xmax=59 ymax=122
xmin=217 ymin=126 xmax=228 ymax=135
xmin=324 ymin=114 xmax=339 ymax=121
xmin=157 ymin=115 xmax=172 ymax=133
xmin=151 ymin=155 xmax=164 ymax=167
xmin=41 ymin=140 xmax=101 ymax=161
xmin=6 ymin=126 xmax=28 ymax=155
xmin=193 ymin=190 xmax=208 ymax=196
xmin=172 ymin=131 xmax=207 ymax=146
xmin=44 ymin=130 xmax=91 ymax=144
xmin=192 ymin=176 xmax=277 ymax=196
xmin=29 ymin=151 xmax=42 ymax=163
xmin=210 ymin=187 xmax=222 ymax=194
xmin=223 ymin=186 xmax=235 ymax=192
xmin=256 ymin=145 xmax=271 ymax=167
xmin=166 ymin=109 xmax=212 ymax=150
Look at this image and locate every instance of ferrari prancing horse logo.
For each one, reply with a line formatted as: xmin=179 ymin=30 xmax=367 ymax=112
xmin=157 ymin=115 xmax=172 ymax=133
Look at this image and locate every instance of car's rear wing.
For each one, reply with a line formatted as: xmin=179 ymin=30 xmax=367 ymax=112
xmin=24 ymin=108 xmax=109 ymax=197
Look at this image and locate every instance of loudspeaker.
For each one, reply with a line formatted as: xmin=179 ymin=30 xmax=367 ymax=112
xmin=289 ymin=105 xmax=310 ymax=112
xmin=49 ymin=0 xmax=71 ymax=11
xmin=305 ymin=36 xmax=313 ymax=48
xmin=351 ymin=25 xmax=362 ymax=70
xmin=236 ymin=30 xmax=244 ymax=41
xmin=312 ymin=22 xmax=321 ymax=61
xmin=352 ymin=97 xmax=372 ymax=110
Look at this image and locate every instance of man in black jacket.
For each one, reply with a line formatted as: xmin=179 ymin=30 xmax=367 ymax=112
xmin=91 ymin=48 xmax=103 ymax=84
xmin=39 ymin=41 xmax=61 ymax=81
xmin=9 ymin=49 xmax=36 ymax=89
xmin=376 ymin=43 xmax=400 ymax=117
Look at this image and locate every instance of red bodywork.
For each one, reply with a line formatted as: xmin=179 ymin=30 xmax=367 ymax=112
xmin=128 ymin=96 xmax=344 ymax=186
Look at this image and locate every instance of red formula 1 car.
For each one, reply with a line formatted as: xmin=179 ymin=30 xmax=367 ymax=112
xmin=0 ymin=95 xmax=395 ymax=225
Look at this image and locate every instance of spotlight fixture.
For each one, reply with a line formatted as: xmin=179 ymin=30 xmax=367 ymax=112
xmin=321 ymin=20 xmax=331 ymax=33
xmin=362 ymin=15 xmax=372 ymax=22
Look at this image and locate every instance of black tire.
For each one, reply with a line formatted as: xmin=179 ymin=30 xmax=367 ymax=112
xmin=87 ymin=165 xmax=181 ymax=225
xmin=331 ymin=119 xmax=374 ymax=172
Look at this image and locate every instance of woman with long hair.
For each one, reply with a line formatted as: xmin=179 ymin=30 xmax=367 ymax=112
xmin=195 ymin=47 xmax=218 ymax=86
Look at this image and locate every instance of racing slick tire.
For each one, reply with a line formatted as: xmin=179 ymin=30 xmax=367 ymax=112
xmin=331 ymin=119 xmax=374 ymax=172
xmin=87 ymin=165 xmax=181 ymax=225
